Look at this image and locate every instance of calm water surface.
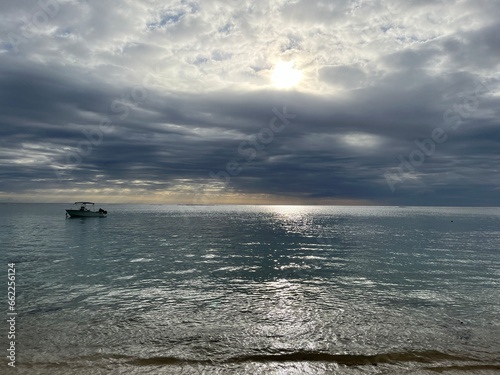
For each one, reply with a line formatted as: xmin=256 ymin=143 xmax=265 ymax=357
xmin=1 ymin=204 xmax=499 ymax=374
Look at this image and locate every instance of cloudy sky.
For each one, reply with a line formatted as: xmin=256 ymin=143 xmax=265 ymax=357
xmin=1 ymin=0 xmax=499 ymax=205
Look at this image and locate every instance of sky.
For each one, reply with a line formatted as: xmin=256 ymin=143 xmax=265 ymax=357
xmin=0 ymin=0 xmax=499 ymax=205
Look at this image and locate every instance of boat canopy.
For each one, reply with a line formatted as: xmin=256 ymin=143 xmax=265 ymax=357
xmin=74 ymin=201 xmax=95 ymax=205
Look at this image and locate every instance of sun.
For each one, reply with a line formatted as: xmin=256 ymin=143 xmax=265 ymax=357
xmin=271 ymin=61 xmax=302 ymax=89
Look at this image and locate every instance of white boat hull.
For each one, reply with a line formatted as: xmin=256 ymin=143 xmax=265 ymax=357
xmin=66 ymin=210 xmax=107 ymax=218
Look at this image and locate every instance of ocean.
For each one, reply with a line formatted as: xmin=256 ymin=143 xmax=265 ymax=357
xmin=1 ymin=204 xmax=499 ymax=374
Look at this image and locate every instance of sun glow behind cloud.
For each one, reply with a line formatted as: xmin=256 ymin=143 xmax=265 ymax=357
xmin=271 ymin=61 xmax=302 ymax=89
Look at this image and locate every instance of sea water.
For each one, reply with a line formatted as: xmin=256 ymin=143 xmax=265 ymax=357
xmin=0 ymin=204 xmax=499 ymax=374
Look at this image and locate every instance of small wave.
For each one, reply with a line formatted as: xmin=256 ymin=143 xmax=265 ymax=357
xmin=126 ymin=350 xmax=477 ymax=367
xmin=12 ymin=350 xmax=498 ymax=374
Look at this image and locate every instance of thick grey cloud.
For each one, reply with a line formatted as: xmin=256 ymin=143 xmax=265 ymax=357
xmin=0 ymin=0 xmax=499 ymax=204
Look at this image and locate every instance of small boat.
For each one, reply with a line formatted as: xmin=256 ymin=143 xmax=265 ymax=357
xmin=66 ymin=202 xmax=107 ymax=218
